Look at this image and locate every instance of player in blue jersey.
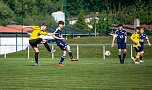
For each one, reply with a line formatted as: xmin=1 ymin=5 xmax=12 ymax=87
xmin=139 ymin=27 xmax=151 ymax=63
xmin=53 ymin=21 xmax=78 ymax=66
xmin=111 ymin=24 xmax=127 ymax=64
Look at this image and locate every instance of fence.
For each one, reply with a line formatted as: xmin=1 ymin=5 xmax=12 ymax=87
xmin=0 ymin=44 xmax=141 ymax=59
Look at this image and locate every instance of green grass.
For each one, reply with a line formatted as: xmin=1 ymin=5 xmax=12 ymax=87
xmin=0 ymin=36 xmax=152 ymax=89
xmin=0 ymin=58 xmax=152 ymax=90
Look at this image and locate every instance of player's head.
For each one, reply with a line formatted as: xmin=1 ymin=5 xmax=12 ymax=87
xmin=118 ymin=24 xmax=123 ymax=30
xmin=41 ymin=23 xmax=48 ymax=31
xmin=135 ymin=27 xmax=140 ymax=33
xmin=140 ymin=27 xmax=145 ymax=34
xmin=58 ymin=21 xmax=64 ymax=29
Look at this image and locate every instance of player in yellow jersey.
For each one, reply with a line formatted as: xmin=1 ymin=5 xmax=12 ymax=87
xmin=130 ymin=27 xmax=142 ymax=64
xmin=23 ymin=23 xmax=55 ymax=66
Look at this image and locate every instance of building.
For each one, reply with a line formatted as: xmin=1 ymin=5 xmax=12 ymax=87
xmin=0 ymin=25 xmax=32 ymax=55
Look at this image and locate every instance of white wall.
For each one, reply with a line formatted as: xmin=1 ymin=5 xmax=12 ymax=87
xmin=52 ymin=11 xmax=65 ymax=23
xmin=0 ymin=37 xmax=29 ymax=54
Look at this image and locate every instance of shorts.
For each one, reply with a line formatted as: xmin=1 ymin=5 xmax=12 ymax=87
xmin=134 ymin=46 xmax=142 ymax=52
xmin=140 ymin=46 xmax=144 ymax=51
xmin=29 ymin=38 xmax=43 ymax=47
xmin=117 ymin=42 xmax=126 ymax=49
xmin=57 ymin=41 xmax=68 ymax=51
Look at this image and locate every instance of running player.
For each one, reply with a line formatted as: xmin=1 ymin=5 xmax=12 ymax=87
xmin=53 ymin=21 xmax=78 ymax=67
xmin=139 ymin=27 xmax=151 ymax=63
xmin=111 ymin=24 xmax=127 ymax=64
xmin=130 ymin=27 xmax=142 ymax=64
xmin=23 ymin=23 xmax=55 ymax=66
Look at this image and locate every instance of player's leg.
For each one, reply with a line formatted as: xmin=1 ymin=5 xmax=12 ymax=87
xmin=117 ymin=43 xmax=122 ymax=63
xmin=41 ymin=39 xmax=56 ymax=53
xmin=133 ymin=46 xmax=141 ymax=64
xmin=58 ymin=50 xmax=66 ymax=66
xmin=140 ymin=46 xmax=144 ymax=63
xmin=32 ymin=46 xmax=39 ymax=66
xmin=66 ymin=45 xmax=78 ymax=61
xmin=29 ymin=39 xmax=40 ymax=66
xmin=57 ymin=42 xmax=67 ymax=66
xmin=122 ymin=43 xmax=126 ymax=64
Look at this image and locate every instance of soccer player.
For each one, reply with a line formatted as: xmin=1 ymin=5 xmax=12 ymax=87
xmin=111 ymin=24 xmax=127 ymax=64
xmin=130 ymin=27 xmax=142 ymax=64
xmin=53 ymin=21 xmax=78 ymax=67
xmin=139 ymin=27 xmax=151 ymax=63
xmin=23 ymin=23 xmax=55 ymax=66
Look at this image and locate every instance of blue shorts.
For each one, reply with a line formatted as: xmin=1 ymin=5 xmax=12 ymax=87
xmin=140 ymin=46 xmax=144 ymax=51
xmin=56 ymin=41 xmax=68 ymax=51
xmin=117 ymin=42 xmax=126 ymax=49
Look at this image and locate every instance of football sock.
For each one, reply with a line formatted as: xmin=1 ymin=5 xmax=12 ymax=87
xmin=35 ymin=52 xmax=39 ymax=64
xmin=135 ymin=54 xmax=140 ymax=61
xmin=59 ymin=56 xmax=65 ymax=64
xmin=123 ymin=53 xmax=126 ymax=60
xmin=68 ymin=50 xmax=73 ymax=59
xmin=44 ymin=42 xmax=51 ymax=52
xmin=140 ymin=55 xmax=143 ymax=60
xmin=118 ymin=52 xmax=121 ymax=61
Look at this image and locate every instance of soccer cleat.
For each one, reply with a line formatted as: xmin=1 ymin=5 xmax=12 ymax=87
xmin=35 ymin=63 xmax=40 ymax=66
xmin=57 ymin=64 xmax=64 ymax=67
xmin=50 ymin=50 xmax=56 ymax=53
xmin=70 ymin=58 xmax=78 ymax=61
xmin=134 ymin=62 xmax=140 ymax=64
xmin=120 ymin=59 xmax=124 ymax=64
xmin=140 ymin=60 xmax=144 ymax=63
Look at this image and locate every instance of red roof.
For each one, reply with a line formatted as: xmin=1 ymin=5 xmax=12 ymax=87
xmin=0 ymin=25 xmax=32 ymax=32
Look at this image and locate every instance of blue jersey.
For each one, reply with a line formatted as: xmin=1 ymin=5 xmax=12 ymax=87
xmin=140 ymin=33 xmax=148 ymax=47
xmin=114 ymin=29 xmax=127 ymax=43
xmin=54 ymin=27 xmax=62 ymax=43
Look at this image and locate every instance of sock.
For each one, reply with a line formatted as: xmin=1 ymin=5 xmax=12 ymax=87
xmin=118 ymin=52 xmax=121 ymax=61
xmin=44 ymin=42 xmax=51 ymax=52
xmin=35 ymin=52 xmax=39 ymax=64
xmin=68 ymin=50 xmax=73 ymax=59
xmin=135 ymin=54 xmax=140 ymax=62
xmin=59 ymin=56 xmax=65 ymax=64
xmin=123 ymin=53 xmax=126 ymax=60
xmin=140 ymin=55 xmax=143 ymax=61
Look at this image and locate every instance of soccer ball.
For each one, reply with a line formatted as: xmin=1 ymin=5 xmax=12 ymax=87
xmin=105 ymin=51 xmax=111 ymax=56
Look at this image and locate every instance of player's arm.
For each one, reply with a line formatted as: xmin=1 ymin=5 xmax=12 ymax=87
xmin=111 ymin=34 xmax=116 ymax=47
xmin=125 ymin=32 xmax=127 ymax=43
xmin=52 ymin=34 xmax=64 ymax=40
xmin=146 ymin=36 xmax=151 ymax=46
xmin=22 ymin=26 xmax=32 ymax=28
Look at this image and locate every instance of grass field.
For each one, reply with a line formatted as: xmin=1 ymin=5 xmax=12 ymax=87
xmin=0 ymin=58 xmax=152 ymax=90
xmin=0 ymin=36 xmax=152 ymax=90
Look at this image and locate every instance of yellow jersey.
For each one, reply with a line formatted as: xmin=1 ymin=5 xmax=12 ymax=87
xmin=130 ymin=33 xmax=140 ymax=47
xmin=29 ymin=26 xmax=48 ymax=40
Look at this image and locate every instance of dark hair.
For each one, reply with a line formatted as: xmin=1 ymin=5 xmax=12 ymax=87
xmin=135 ymin=26 xmax=141 ymax=30
xmin=58 ymin=21 xmax=64 ymax=25
xmin=42 ymin=23 xmax=48 ymax=27
xmin=118 ymin=24 xmax=123 ymax=27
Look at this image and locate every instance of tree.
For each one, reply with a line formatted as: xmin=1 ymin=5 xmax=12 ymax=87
xmin=75 ymin=10 xmax=88 ymax=30
xmin=0 ymin=0 xmax=14 ymax=25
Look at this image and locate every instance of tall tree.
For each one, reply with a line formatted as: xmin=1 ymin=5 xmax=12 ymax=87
xmin=75 ymin=10 xmax=88 ymax=30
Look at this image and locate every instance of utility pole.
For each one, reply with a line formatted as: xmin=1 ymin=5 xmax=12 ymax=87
xmin=22 ymin=0 xmax=24 ymax=50
xmin=64 ymin=0 xmax=67 ymax=38
xmin=106 ymin=0 xmax=109 ymax=33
